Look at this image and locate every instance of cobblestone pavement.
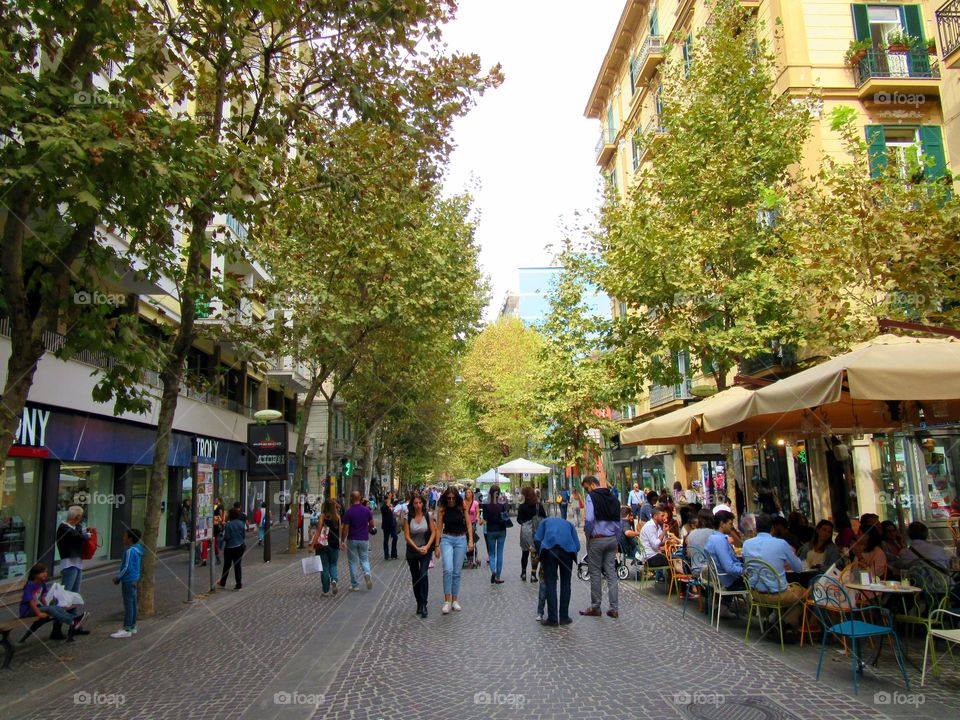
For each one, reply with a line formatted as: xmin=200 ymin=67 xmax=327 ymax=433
xmin=4 ymin=525 xmax=958 ymax=720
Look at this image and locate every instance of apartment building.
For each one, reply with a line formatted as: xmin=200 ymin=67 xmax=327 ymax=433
xmin=585 ymin=1 xmax=958 ymax=527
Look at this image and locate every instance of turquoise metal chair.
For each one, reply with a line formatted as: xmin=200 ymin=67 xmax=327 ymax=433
xmin=682 ymin=546 xmax=708 ymax=618
xmin=809 ymin=574 xmax=911 ymax=694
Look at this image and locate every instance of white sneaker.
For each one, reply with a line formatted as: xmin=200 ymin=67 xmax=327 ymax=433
xmin=110 ymin=629 xmax=132 ymax=639
xmin=451 ymin=600 xmax=462 ymax=612
xmin=129 ymin=626 xmax=138 ymax=634
xmin=442 ymin=602 xmax=451 ymax=615
xmin=536 ymin=614 xmax=543 ymax=622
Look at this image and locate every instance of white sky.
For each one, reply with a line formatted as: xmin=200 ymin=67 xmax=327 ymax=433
xmin=441 ymin=0 xmax=625 ymax=319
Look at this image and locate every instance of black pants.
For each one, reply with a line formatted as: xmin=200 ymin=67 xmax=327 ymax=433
xmin=647 ymin=552 xmax=669 ymax=568
xmin=383 ymin=525 xmax=398 ymax=558
xmin=521 ymin=550 xmax=539 ymax=574
xmin=540 ymin=549 xmax=575 ymax=622
xmin=407 ymin=553 xmax=431 ymax=607
xmin=220 ymin=545 xmax=243 ymax=586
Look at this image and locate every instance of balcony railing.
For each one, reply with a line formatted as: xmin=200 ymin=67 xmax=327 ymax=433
xmin=649 ymin=377 xmax=693 ymax=408
xmin=226 ymin=213 xmax=248 ymax=240
xmin=939 ymin=0 xmax=960 ymax=58
xmin=853 ymin=48 xmax=941 ymax=86
xmin=644 ymin=114 xmax=666 ymax=137
xmin=632 ymin=35 xmax=664 ymax=88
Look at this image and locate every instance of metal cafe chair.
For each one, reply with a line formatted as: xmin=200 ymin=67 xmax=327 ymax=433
xmin=809 ymin=574 xmax=910 ymax=694
xmin=742 ymin=558 xmax=803 ymax=652
xmin=702 ymin=555 xmax=749 ymax=630
xmin=921 ymin=608 xmax=960 ymax=686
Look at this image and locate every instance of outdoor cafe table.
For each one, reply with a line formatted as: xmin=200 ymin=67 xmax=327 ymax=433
xmin=844 ymin=582 xmax=922 ymax=668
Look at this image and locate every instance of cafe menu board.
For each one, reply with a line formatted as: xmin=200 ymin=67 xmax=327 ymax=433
xmin=195 ymin=462 xmax=214 ymax=541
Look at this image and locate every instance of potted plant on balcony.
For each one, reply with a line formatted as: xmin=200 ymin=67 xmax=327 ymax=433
xmin=844 ymin=39 xmax=871 ymax=66
xmin=885 ymin=30 xmax=917 ymax=54
xmin=926 ymin=37 xmax=937 ymax=55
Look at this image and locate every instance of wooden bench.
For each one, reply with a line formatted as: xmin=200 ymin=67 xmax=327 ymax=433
xmin=0 ymin=588 xmax=53 ymax=670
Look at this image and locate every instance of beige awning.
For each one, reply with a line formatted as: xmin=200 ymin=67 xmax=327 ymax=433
xmin=620 ymin=386 xmax=754 ymax=446
xmin=706 ymin=334 xmax=960 ymax=437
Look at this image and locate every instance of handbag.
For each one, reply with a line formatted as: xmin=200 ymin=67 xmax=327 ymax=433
xmin=81 ymin=528 xmax=99 ymax=560
xmin=500 ymin=510 xmax=514 ymax=529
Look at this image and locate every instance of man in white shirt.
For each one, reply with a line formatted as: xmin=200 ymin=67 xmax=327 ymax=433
xmin=712 ymin=496 xmax=733 ymax=514
xmin=393 ymin=498 xmax=409 ymax=527
xmin=639 ymin=507 xmax=670 ymax=567
xmin=627 ymin=483 xmax=644 ymax=516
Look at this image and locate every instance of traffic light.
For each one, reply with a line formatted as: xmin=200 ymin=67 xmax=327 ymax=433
xmin=344 ymin=459 xmax=353 ymax=477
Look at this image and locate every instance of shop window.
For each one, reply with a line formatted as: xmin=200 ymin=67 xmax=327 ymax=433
xmin=218 ymin=470 xmax=242 ymax=513
xmin=57 ymin=463 xmax=114 ymax=561
xmin=1 ymin=459 xmax=41 ymax=581
xmin=129 ymin=466 xmax=167 ymax=548
xmin=919 ymin=434 xmax=959 ymax=519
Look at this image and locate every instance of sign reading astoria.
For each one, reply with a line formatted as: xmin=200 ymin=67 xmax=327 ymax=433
xmin=247 ymin=422 xmax=289 ymax=481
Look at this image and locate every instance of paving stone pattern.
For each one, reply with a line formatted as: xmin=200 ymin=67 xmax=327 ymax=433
xmin=4 ymin=525 xmax=958 ymax=720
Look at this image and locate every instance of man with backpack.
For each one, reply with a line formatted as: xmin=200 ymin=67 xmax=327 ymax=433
xmin=579 ymin=476 xmax=621 ymax=618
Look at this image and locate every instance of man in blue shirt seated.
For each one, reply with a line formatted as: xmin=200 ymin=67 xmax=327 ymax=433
xmin=619 ymin=506 xmax=640 ymax=560
xmin=704 ymin=510 xmax=744 ymax=619
xmin=533 ymin=516 xmax=581 ymax=626
xmin=741 ymin=513 xmax=805 ymax=631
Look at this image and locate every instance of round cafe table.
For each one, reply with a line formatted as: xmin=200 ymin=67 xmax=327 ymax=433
xmin=844 ymin=582 xmax=922 ymax=667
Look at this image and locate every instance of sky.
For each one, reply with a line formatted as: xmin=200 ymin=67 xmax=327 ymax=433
xmin=440 ymin=0 xmax=626 ymax=320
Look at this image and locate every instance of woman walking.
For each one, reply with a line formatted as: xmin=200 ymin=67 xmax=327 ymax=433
xmin=572 ymin=489 xmax=584 ymax=528
xmin=481 ymin=485 xmax=508 ymax=584
xmin=517 ymin=486 xmax=546 ymax=583
xmin=464 ymin=488 xmax=480 ymax=565
xmin=310 ymin=499 xmax=341 ymax=596
xmin=403 ymin=493 xmax=436 ymax=618
xmin=218 ymin=507 xmax=246 ymax=589
xmin=435 ymin=487 xmax=473 ymax=614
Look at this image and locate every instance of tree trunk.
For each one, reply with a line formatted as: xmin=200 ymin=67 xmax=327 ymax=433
xmin=139 ymin=215 xmax=207 ymax=616
xmin=0 ymin=334 xmax=46 ymax=463
xmin=289 ymin=375 xmax=322 ymax=553
xmin=362 ymin=419 xmax=380 ymax=497
xmin=322 ymin=388 xmax=337 ymax=500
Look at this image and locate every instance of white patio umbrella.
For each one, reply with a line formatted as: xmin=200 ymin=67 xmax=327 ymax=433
xmin=475 ymin=468 xmax=511 ymax=484
xmin=497 ymin=458 xmax=551 ymax=474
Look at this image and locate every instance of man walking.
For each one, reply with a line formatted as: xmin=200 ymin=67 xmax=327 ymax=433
xmin=341 ymin=491 xmax=376 ymax=591
xmin=534 ymin=516 xmax=580 ymax=626
xmin=579 ymin=476 xmax=621 ymax=619
xmin=558 ymin=487 xmax=570 ymax=521
xmin=627 ymin=483 xmax=643 ymax=518
xmin=380 ymin=492 xmax=398 ymax=560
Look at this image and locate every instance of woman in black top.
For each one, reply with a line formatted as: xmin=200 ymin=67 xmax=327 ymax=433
xmin=517 ymin=486 xmax=546 ymax=582
xmin=481 ymin=485 xmax=508 ymax=584
xmin=380 ymin=492 xmax=398 ymax=560
xmin=309 ymin=499 xmax=341 ymax=596
xmin=435 ymin=487 xmax=474 ymax=614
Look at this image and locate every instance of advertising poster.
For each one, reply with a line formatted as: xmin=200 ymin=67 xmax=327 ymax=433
xmin=195 ymin=463 xmax=214 ymax=541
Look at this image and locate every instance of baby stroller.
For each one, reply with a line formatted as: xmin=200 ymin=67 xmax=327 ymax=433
xmin=463 ymin=522 xmax=482 ymax=569
xmin=576 ymin=550 xmax=629 ymax=581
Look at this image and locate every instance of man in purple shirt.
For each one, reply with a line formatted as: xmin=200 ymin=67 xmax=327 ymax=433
xmin=341 ymin=491 xmax=376 ymax=591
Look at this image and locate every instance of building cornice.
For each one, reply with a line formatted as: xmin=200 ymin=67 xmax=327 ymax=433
xmin=584 ymin=0 xmax=651 ymax=119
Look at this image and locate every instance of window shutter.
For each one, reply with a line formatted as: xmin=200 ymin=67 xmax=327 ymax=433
xmin=920 ymin=126 xmax=946 ymax=179
xmin=650 ymin=7 xmax=659 ymax=36
xmin=865 ymin=125 xmax=886 ymax=178
xmin=902 ymin=5 xmax=924 ymax=42
xmin=850 ymin=4 xmax=871 ymax=42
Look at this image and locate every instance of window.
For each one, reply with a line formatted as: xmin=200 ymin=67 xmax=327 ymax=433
xmin=650 ymin=5 xmax=659 ymax=36
xmin=865 ymin=125 xmax=945 ymax=179
xmin=606 ymin=105 xmax=616 ymax=142
xmin=682 ymin=33 xmax=693 ymax=77
xmin=851 ymin=4 xmax=925 ymax=48
xmin=631 ymin=128 xmax=642 ymax=170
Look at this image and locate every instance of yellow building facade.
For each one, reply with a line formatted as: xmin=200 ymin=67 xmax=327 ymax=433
xmin=588 ymin=1 xmax=959 ymax=528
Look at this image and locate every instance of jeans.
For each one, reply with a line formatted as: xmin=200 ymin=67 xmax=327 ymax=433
xmin=587 ymin=535 xmax=619 ymax=612
xmin=537 ymin=578 xmax=548 ymax=616
xmin=220 ymin=545 xmax=244 ymax=587
xmin=540 ymin=549 xmax=575 ymax=622
xmin=440 ymin=534 xmax=467 ymax=597
xmin=121 ymin=581 xmax=138 ymax=629
xmin=346 ymin=539 xmax=370 ymax=588
xmin=61 ymin=566 xmax=82 ymax=594
xmin=39 ymin=603 xmax=77 ymax=625
xmin=383 ymin=524 xmax=398 ymax=559
xmin=317 ymin=546 xmax=339 ymax=593
xmin=407 ymin=552 xmax=431 ymax=607
xmin=573 ymin=507 xmax=581 ymax=527
xmin=484 ymin=530 xmax=506 ymax=579
xmin=559 ymin=504 xmax=568 ymax=521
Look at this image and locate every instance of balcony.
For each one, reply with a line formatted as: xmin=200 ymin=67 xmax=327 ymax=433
xmin=636 ymin=114 xmax=667 ymax=165
xmin=939 ymin=0 xmax=960 ymax=68
xmin=649 ymin=377 xmax=694 ymax=409
xmin=595 ymin=127 xmax=617 ymax=166
xmin=633 ymin=35 xmax=665 ymax=86
xmin=853 ymin=48 xmax=941 ymax=99
xmin=737 ymin=345 xmax=798 ymax=380
xmin=266 ymin=356 xmax=312 ymax=392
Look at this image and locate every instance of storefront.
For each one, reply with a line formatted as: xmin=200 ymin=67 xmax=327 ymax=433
xmin=0 ymin=402 xmax=248 ymax=581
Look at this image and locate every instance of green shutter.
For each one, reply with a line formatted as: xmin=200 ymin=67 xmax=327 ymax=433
xmin=851 ymin=4 xmax=871 ymax=42
xmin=650 ymin=7 xmax=659 ymax=36
xmin=865 ymin=125 xmax=886 ymax=178
xmin=902 ymin=5 xmax=924 ymax=42
xmin=607 ymin=106 xmax=615 ymax=140
xmin=920 ymin=126 xmax=946 ymax=179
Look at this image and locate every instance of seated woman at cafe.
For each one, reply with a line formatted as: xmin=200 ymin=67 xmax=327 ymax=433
xmin=850 ymin=525 xmax=887 ymax=582
xmin=798 ymin=519 xmax=840 ymax=572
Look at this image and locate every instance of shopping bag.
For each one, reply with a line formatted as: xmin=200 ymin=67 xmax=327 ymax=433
xmin=301 ymin=556 xmax=323 ymax=575
xmin=48 ymin=582 xmax=84 ymax=608
xmin=81 ymin=528 xmax=100 ymax=560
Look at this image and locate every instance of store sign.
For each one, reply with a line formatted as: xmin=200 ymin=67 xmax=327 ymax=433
xmin=247 ymin=422 xmax=288 ymax=481
xmin=195 ymin=437 xmax=219 ymax=462
xmin=10 ymin=406 xmax=52 ymax=457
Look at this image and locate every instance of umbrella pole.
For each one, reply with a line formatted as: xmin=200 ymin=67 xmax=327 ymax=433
xmin=885 ymin=432 xmax=906 ymax=536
